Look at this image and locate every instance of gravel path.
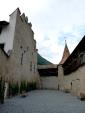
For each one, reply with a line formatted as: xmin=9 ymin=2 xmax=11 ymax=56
xmin=0 ymin=90 xmax=85 ymax=113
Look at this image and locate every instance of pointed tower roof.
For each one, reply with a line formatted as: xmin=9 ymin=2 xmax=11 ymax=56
xmin=59 ymin=40 xmax=70 ymax=64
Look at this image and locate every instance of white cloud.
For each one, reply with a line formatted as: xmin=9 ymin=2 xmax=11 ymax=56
xmin=0 ymin=0 xmax=85 ymax=64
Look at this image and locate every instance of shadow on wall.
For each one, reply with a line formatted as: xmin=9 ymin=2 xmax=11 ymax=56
xmin=0 ymin=77 xmax=5 ymax=104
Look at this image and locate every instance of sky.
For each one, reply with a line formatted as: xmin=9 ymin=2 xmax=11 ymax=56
xmin=0 ymin=0 xmax=85 ymax=64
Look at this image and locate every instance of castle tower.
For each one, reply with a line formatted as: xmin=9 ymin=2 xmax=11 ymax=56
xmin=59 ymin=40 xmax=70 ymax=64
xmin=58 ymin=40 xmax=70 ymax=91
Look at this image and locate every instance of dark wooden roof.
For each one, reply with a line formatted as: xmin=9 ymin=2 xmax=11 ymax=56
xmin=0 ymin=43 xmax=9 ymax=57
xmin=38 ymin=68 xmax=58 ymax=77
xmin=63 ymin=36 xmax=85 ymax=75
xmin=0 ymin=43 xmax=4 ymax=49
xmin=0 ymin=21 xmax=9 ymax=26
xmin=0 ymin=21 xmax=9 ymax=33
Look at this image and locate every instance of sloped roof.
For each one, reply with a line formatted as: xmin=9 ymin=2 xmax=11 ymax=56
xmin=0 ymin=43 xmax=9 ymax=57
xmin=0 ymin=21 xmax=9 ymax=34
xmin=0 ymin=21 xmax=9 ymax=26
xmin=63 ymin=36 xmax=85 ymax=75
xmin=37 ymin=53 xmax=52 ymax=65
xmin=0 ymin=43 xmax=4 ymax=49
xmin=59 ymin=41 xmax=70 ymax=64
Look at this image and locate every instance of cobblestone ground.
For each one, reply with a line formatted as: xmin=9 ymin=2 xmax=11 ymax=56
xmin=0 ymin=90 xmax=85 ymax=113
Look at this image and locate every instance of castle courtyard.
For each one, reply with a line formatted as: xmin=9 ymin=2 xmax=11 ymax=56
xmin=0 ymin=90 xmax=85 ymax=113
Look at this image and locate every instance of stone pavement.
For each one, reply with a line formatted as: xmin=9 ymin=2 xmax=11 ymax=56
xmin=0 ymin=90 xmax=85 ymax=113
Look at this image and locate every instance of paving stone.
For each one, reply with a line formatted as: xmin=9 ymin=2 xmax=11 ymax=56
xmin=0 ymin=90 xmax=85 ymax=113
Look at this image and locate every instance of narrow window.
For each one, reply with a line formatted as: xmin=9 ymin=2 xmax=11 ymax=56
xmin=34 ymin=65 xmax=36 ymax=73
xmin=30 ymin=61 xmax=32 ymax=71
xmin=21 ymin=53 xmax=23 ymax=65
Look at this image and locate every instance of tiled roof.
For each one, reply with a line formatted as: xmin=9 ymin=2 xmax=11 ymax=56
xmin=37 ymin=53 xmax=52 ymax=65
xmin=59 ymin=41 xmax=70 ymax=64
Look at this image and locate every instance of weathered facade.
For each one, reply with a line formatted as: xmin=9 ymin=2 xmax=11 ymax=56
xmin=37 ymin=41 xmax=70 ymax=90
xmin=38 ymin=64 xmax=58 ymax=89
xmin=0 ymin=8 xmax=85 ymax=99
xmin=61 ymin=36 xmax=85 ymax=97
xmin=38 ymin=37 xmax=85 ymax=98
xmin=0 ymin=8 xmax=40 ymax=98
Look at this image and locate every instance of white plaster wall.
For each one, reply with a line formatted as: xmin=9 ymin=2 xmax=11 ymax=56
xmin=63 ymin=66 xmax=85 ymax=96
xmin=79 ymin=65 xmax=85 ymax=94
xmin=0 ymin=9 xmax=18 ymax=53
xmin=41 ymin=76 xmax=58 ymax=90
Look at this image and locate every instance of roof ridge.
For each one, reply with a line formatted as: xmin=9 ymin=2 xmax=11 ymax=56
xmin=59 ymin=41 xmax=70 ymax=64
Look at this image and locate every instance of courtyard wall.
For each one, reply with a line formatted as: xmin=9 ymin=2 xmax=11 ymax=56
xmin=40 ymin=76 xmax=58 ymax=90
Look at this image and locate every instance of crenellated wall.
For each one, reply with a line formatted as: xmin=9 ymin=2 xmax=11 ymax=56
xmin=0 ymin=8 xmax=39 ymax=88
xmin=8 ymin=8 xmax=37 ymax=82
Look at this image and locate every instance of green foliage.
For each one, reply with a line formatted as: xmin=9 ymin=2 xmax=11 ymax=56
xmin=0 ymin=77 xmax=5 ymax=104
xmin=29 ymin=82 xmax=37 ymax=90
xmin=20 ymin=81 xmax=27 ymax=93
xmin=8 ymin=80 xmax=37 ymax=96
xmin=20 ymin=81 xmax=37 ymax=93
xmin=26 ymin=82 xmax=30 ymax=92
xmin=8 ymin=82 xmax=19 ymax=97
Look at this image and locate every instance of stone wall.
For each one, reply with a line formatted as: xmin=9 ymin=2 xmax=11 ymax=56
xmin=62 ymin=65 xmax=85 ymax=97
xmin=79 ymin=65 xmax=85 ymax=95
xmin=0 ymin=8 xmax=39 ymax=85
xmin=40 ymin=76 xmax=58 ymax=90
xmin=8 ymin=9 xmax=38 ymax=83
xmin=58 ymin=65 xmax=64 ymax=91
xmin=64 ymin=71 xmax=80 ymax=96
xmin=0 ymin=49 xmax=8 ymax=80
xmin=39 ymin=64 xmax=85 ymax=96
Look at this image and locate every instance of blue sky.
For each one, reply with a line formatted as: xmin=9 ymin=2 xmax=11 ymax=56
xmin=0 ymin=0 xmax=85 ymax=64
